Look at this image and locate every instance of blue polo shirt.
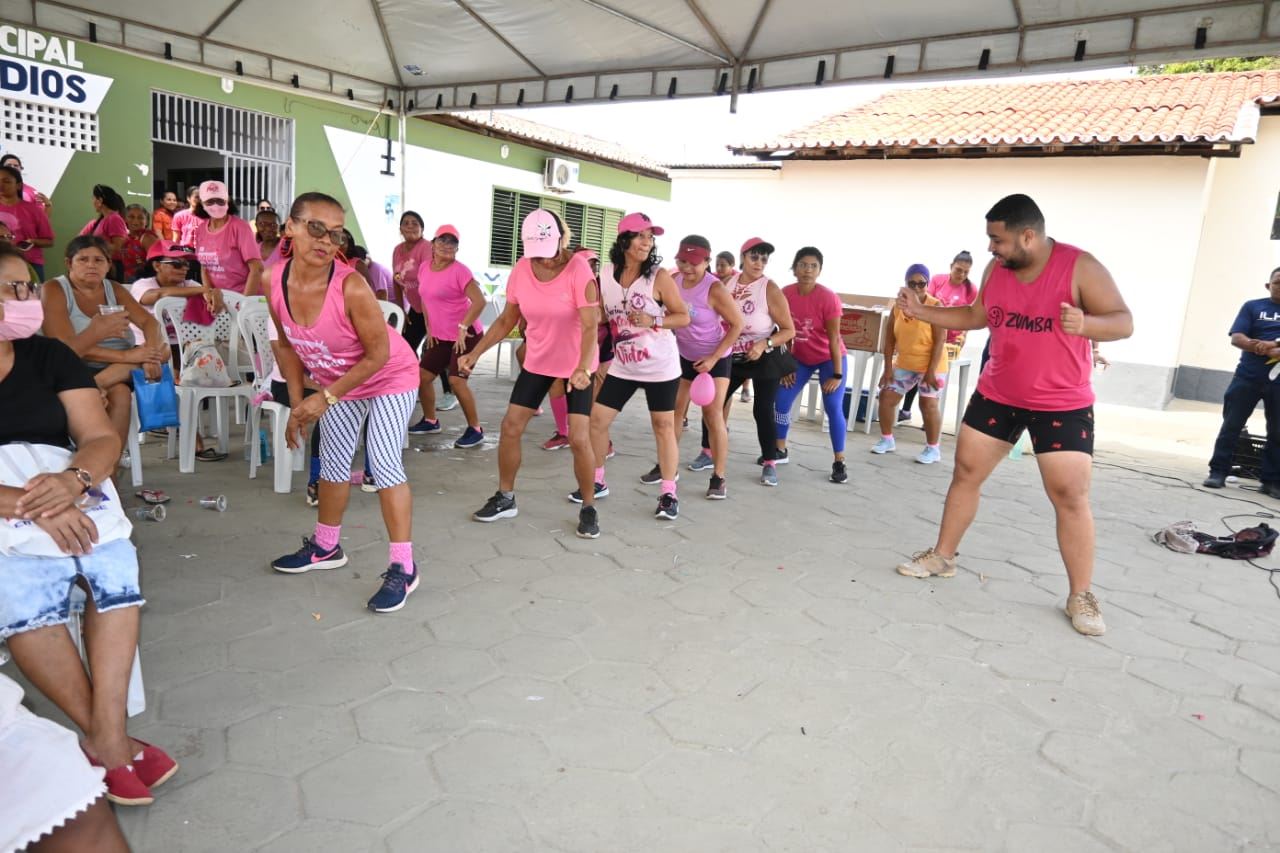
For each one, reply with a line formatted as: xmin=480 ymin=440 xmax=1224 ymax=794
xmin=1230 ymin=297 xmax=1280 ymax=381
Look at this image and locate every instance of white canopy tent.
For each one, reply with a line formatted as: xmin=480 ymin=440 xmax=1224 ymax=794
xmin=6 ymin=0 xmax=1280 ymax=112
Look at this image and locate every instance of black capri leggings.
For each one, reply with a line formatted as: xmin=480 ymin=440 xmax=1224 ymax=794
xmin=701 ymin=371 xmax=781 ymax=461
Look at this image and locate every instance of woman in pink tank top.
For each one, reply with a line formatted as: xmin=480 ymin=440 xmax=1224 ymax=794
xmin=265 ymin=191 xmax=423 ymax=615
xmin=589 ymin=212 xmax=691 ymax=526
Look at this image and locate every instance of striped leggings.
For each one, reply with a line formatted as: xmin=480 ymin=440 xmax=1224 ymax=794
xmin=319 ymin=390 xmax=416 ymax=486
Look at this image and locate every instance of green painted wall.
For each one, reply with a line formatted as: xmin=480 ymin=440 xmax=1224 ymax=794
xmin=38 ymin=39 xmax=382 ymax=276
xmin=27 ymin=34 xmax=668 ymax=277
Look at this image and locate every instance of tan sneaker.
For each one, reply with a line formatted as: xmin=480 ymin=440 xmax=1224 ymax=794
xmin=1065 ymin=591 xmax=1106 ymax=636
xmin=896 ymin=548 xmax=957 ymax=579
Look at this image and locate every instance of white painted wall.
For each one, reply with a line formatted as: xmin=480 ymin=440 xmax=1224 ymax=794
xmin=1179 ymin=114 xmax=1280 ymax=374
xmin=668 ymin=155 xmax=1212 ymax=371
xmin=323 ymin=126 xmax=671 ymax=295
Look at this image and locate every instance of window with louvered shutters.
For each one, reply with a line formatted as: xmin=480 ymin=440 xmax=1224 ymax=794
xmin=488 ymin=187 xmax=623 ymax=268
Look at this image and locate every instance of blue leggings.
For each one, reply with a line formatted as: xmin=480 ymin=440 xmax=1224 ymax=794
xmin=774 ymin=357 xmax=847 ymax=453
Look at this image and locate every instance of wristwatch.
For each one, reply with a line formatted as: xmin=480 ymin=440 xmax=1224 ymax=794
xmin=653 ymin=315 xmax=663 ymax=330
xmin=765 ymin=338 xmax=775 ymax=353
xmin=67 ymin=466 xmax=93 ymax=494
xmin=323 ymin=389 xmax=340 ymax=407
xmin=831 ymin=373 xmax=843 ymax=380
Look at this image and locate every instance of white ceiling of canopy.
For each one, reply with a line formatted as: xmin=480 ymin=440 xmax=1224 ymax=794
xmin=6 ymin=0 xmax=1279 ymax=111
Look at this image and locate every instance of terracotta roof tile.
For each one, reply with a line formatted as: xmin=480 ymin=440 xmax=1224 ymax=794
xmin=735 ymin=71 xmax=1280 ymax=154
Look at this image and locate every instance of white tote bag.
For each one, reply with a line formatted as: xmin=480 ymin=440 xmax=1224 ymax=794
xmin=0 ymin=443 xmax=132 ymax=557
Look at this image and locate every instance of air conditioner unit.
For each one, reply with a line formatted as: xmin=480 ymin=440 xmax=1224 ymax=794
xmin=544 ymin=157 xmax=580 ymax=193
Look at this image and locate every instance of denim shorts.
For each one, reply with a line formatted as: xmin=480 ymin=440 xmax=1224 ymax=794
xmin=0 ymin=538 xmax=144 ymax=640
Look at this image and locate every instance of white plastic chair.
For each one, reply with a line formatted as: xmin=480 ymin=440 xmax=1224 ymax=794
xmin=155 ymin=297 xmax=255 ymax=474
xmin=479 ymin=296 xmax=522 ymax=377
xmin=380 ymin=300 xmax=405 ymax=334
xmin=220 ymin=291 xmax=264 ymax=392
xmin=239 ymin=303 xmax=305 ymax=493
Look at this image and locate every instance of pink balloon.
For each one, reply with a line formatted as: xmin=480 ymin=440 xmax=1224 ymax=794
xmin=690 ymin=371 xmax=716 ymax=407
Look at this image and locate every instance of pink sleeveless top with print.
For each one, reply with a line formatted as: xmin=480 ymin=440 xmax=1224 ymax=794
xmin=269 ymin=261 xmax=419 ymax=400
xmin=977 ymin=241 xmax=1093 ymax=410
xmin=600 ymin=263 xmax=681 ymax=382
xmin=727 ymin=273 xmax=774 ymax=355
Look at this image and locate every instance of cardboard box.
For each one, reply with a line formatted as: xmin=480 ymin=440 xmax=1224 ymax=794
xmin=837 ymin=293 xmax=895 ymax=353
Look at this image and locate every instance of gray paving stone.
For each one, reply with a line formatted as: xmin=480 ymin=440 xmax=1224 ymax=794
xmin=228 ymin=628 xmax=331 ymax=672
xmin=1127 ymin=657 xmax=1236 ymax=696
xmin=131 ymin=768 xmax=301 ymax=853
xmin=256 ymin=820 xmax=379 ymax=853
xmin=263 ymin=658 xmax=391 ymax=707
xmin=426 ymin=608 xmax=520 ymax=647
xmin=388 ymin=645 xmax=497 ymax=692
xmin=565 ymin=661 xmax=675 ymax=711
xmin=1004 ymin=824 xmax=1115 ymax=853
xmin=975 ymin=643 xmax=1069 ymax=682
xmin=159 ymin=669 xmax=270 ymax=728
xmin=1236 ymin=641 xmax=1280 ymax=674
xmin=640 ymin=748 xmax=791 ymax=826
xmin=227 ymin=706 xmax=357 ymax=776
xmin=299 ymin=745 xmax=439 ymax=825
xmin=465 ymin=674 xmax=578 ymax=727
xmin=541 ymin=707 xmax=670 ymax=772
xmin=352 ymin=689 xmax=469 ymax=749
xmin=431 ymin=729 xmax=557 ymax=801
xmin=511 ymin=597 xmax=602 ymax=637
xmin=1239 ymin=749 xmax=1280 ymax=794
xmin=385 ymin=799 xmax=533 ymax=853
xmin=525 ymin=769 xmax=664 ymax=853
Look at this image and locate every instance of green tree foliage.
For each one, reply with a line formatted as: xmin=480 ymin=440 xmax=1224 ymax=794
xmin=1139 ymin=56 xmax=1280 ymax=75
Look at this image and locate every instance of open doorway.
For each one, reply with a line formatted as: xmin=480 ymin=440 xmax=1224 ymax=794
xmin=149 ymin=91 xmax=294 ymax=216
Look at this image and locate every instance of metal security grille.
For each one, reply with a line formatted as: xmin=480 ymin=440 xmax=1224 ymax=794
xmin=488 ymin=187 xmax=622 ymax=268
xmin=150 ymin=91 xmax=293 ymax=210
xmin=1 ymin=97 xmax=99 ymax=152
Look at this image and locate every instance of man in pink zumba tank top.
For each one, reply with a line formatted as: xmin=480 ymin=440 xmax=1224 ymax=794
xmin=892 ymin=194 xmax=1133 ymax=637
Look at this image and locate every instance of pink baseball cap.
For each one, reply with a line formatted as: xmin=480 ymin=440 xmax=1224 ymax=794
xmin=740 ymin=237 xmax=775 ymax=255
xmin=617 ymin=212 xmax=664 ymax=236
xmin=675 ymin=242 xmax=710 ymax=264
xmin=521 ymin=209 xmax=562 ymax=259
xmin=199 ymin=180 xmax=229 ymax=202
xmin=434 ymin=224 xmax=459 ymax=240
xmin=147 ymin=239 xmax=196 ymax=260
xmin=0 ymin=211 xmax=18 ymax=233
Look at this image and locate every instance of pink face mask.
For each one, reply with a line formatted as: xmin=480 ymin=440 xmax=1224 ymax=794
xmin=203 ymin=203 xmax=229 ymax=219
xmin=0 ymin=298 xmax=43 ymax=340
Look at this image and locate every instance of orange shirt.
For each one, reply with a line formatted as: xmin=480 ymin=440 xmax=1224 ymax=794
xmin=892 ymin=294 xmax=949 ymax=374
xmin=153 ymin=207 xmax=176 ymax=241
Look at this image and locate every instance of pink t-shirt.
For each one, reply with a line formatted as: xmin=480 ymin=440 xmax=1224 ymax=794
xmin=0 ymin=199 xmax=53 ymax=266
xmin=928 ymin=273 xmax=978 ymax=345
xmin=80 ymin=211 xmax=128 ymax=241
xmin=392 ymin=239 xmax=433 ymax=313
xmin=419 ymin=260 xmax=481 ymax=340
xmin=20 ymin=184 xmax=40 ymax=204
xmin=130 ymin=276 xmax=202 ymax=343
xmin=172 ymin=209 xmax=200 ymax=245
xmin=365 ymin=260 xmax=394 ymax=302
xmin=268 ymin=261 xmax=419 ymax=399
xmin=195 ymin=217 xmax=259 ymax=293
xmin=505 ymin=254 xmax=599 ymax=378
xmin=783 ymin=283 xmax=845 ymax=365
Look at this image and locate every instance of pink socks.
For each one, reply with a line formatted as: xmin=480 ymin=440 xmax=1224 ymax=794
xmin=314 ymin=522 xmax=341 ymax=551
xmin=594 ymin=466 xmax=606 ymax=486
xmin=661 ymin=479 xmax=677 ymax=496
xmin=389 ymin=542 xmax=414 ymax=572
xmin=550 ymin=395 xmax=569 ymax=436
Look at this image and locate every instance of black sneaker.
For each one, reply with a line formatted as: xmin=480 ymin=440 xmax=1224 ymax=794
xmin=706 ymin=475 xmax=727 ymax=500
xmin=830 ymin=461 xmax=849 ymax=484
xmin=655 ymin=493 xmax=679 ymax=520
xmin=568 ymin=482 xmax=609 ymax=503
xmin=473 ymin=491 xmax=517 ymax=522
xmin=1202 ymin=473 xmax=1226 ymax=488
xmin=639 ymin=465 xmax=678 ymax=486
xmin=757 ymin=448 xmax=789 ymax=465
xmin=576 ymin=506 xmax=600 ymax=539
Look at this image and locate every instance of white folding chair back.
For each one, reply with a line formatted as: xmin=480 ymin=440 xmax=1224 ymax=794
xmin=379 ymin=300 xmax=405 ymax=334
xmin=239 ymin=302 xmax=304 ymax=492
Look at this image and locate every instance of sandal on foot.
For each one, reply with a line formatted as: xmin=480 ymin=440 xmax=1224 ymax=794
xmin=135 ymin=489 xmax=170 ymax=505
xmin=195 ymin=448 xmax=228 ymax=462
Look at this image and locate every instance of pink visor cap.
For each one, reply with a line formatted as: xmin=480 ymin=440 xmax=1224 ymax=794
xmin=521 ymin=209 xmax=562 ymax=259
xmin=617 ymin=212 xmax=664 ymax=236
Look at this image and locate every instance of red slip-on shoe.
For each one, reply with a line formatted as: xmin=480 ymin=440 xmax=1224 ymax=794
xmin=82 ymin=745 xmax=155 ymax=806
xmin=132 ymin=741 xmax=179 ymax=789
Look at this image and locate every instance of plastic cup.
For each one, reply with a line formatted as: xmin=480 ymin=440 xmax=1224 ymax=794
xmin=132 ymin=505 xmax=166 ymax=522
xmin=99 ymin=305 xmax=126 ymax=315
xmin=199 ymin=494 xmax=228 ymax=512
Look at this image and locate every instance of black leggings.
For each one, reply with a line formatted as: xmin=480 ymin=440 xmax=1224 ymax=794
xmin=901 ymin=384 xmax=919 ymax=412
xmin=700 ymin=372 xmax=781 ymax=461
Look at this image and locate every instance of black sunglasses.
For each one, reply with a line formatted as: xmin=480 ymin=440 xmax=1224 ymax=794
xmin=907 ymin=280 xmax=928 ymax=288
xmin=292 ymin=217 xmax=348 ymax=246
xmin=157 ymin=259 xmax=190 ymax=268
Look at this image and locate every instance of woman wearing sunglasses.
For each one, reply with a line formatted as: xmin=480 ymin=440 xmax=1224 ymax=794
xmin=872 ymin=263 xmax=950 ymax=463
xmin=266 ymin=193 xmax=423 ymax=614
xmin=192 ymin=180 xmax=263 ymax=296
xmin=129 ymin=241 xmax=223 ymax=366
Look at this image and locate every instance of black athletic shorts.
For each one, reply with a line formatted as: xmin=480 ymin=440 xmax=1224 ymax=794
xmin=510 ymin=369 xmax=593 ymax=416
xmin=598 ymin=325 xmax=614 ymax=364
xmin=962 ymin=390 xmax=1095 ymax=455
xmin=680 ymin=355 xmax=731 ymax=381
xmin=595 ymin=374 xmax=680 ymax=413
xmin=402 ymin=308 xmax=427 ymax=354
